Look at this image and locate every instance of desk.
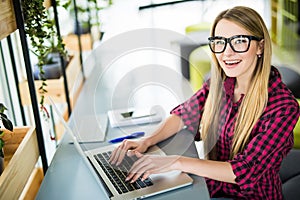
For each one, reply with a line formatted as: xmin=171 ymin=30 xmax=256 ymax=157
xmin=36 ymin=28 xmax=210 ymax=199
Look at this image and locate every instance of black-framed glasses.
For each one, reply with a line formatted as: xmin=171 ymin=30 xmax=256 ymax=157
xmin=208 ymin=35 xmax=261 ymax=53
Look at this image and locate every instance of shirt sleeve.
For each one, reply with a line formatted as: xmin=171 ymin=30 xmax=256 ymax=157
xmin=229 ymin=100 xmax=300 ymax=195
xmin=170 ymin=81 xmax=209 ymax=138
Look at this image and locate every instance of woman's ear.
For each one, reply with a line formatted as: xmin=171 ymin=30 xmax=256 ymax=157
xmin=257 ymin=39 xmax=264 ymax=55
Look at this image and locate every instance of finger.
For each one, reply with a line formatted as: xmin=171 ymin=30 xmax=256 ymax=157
xmin=130 ymin=173 xmax=144 ymax=183
xmin=127 ymin=148 xmax=143 ymax=157
xmin=129 ymin=154 xmax=148 ymax=173
xmin=127 ymin=150 xmax=143 ymax=158
xmin=109 ymin=146 xmax=122 ymax=165
xmin=127 ymin=150 xmax=136 ymax=157
xmin=110 ymin=142 xmax=128 ymax=165
xmin=126 ymin=170 xmax=142 ymax=183
xmin=109 ymin=145 xmax=119 ymax=163
xmin=141 ymin=170 xmax=151 ymax=181
xmin=134 ymin=151 xmax=143 ymax=158
xmin=127 ymin=164 xmax=151 ymax=183
xmin=116 ymin=149 xmax=128 ymax=166
xmin=126 ymin=155 xmax=147 ymax=181
xmin=128 ymin=157 xmax=152 ymax=182
xmin=116 ymin=140 xmax=137 ymax=165
xmin=129 ymin=163 xmax=153 ymax=183
xmin=128 ymin=152 xmax=149 ymax=174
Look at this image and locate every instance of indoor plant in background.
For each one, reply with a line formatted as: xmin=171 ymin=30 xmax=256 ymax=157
xmin=33 ymin=40 xmax=68 ymax=81
xmin=21 ymin=0 xmax=67 ymax=107
xmin=63 ymin=0 xmax=106 ymax=43
xmin=0 ymin=104 xmax=14 ymax=175
xmin=21 ymin=0 xmax=68 ymax=151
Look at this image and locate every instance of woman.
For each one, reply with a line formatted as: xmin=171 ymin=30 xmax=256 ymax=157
xmin=110 ymin=6 xmax=300 ymax=199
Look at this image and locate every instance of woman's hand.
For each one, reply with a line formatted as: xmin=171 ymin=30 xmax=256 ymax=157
xmin=126 ymin=151 xmax=181 ymax=183
xmin=109 ymin=139 xmax=150 ymax=166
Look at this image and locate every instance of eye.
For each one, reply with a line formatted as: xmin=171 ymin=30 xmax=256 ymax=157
xmin=233 ymin=38 xmax=248 ymax=45
xmin=214 ymin=40 xmax=225 ymax=45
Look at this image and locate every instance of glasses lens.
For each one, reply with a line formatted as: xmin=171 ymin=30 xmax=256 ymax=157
xmin=230 ymin=36 xmax=250 ymax=52
xmin=209 ymin=38 xmax=226 ymax=53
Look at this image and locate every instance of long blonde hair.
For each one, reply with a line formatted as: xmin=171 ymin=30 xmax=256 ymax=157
xmin=201 ymin=6 xmax=272 ymax=160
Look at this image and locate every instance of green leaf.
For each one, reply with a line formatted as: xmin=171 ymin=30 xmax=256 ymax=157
xmin=0 ymin=113 xmax=13 ymax=131
xmin=0 ymin=130 xmax=4 ymax=137
xmin=62 ymin=0 xmax=71 ymax=10
xmin=0 ymin=139 xmax=4 ymax=148
xmin=0 ymin=103 xmax=7 ymax=113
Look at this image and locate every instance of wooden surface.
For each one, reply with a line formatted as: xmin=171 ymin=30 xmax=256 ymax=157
xmin=19 ymin=52 xmax=83 ymax=106
xmin=20 ymin=167 xmax=44 ymax=200
xmin=63 ymin=33 xmax=93 ymax=51
xmin=0 ymin=126 xmax=40 ymax=200
xmin=2 ymin=126 xmax=30 ymax=166
xmin=0 ymin=0 xmax=17 ymax=40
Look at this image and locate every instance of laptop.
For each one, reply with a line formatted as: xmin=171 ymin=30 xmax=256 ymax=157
xmin=50 ymin=98 xmax=193 ymax=200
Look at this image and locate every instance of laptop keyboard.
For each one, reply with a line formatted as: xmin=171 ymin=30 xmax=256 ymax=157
xmin=94 ymin=151 xmax=154 ymax=194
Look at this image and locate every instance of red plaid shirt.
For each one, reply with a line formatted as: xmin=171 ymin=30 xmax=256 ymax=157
xmin=171 ymin=66 xmax=300 ymax=199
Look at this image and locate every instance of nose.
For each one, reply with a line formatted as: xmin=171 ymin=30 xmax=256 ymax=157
xmin=223 ymin=43 xmax=235 ymax=55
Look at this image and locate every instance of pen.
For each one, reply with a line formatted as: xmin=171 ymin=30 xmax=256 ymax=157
xmin=108 ymin=131 xmax=145 ymax=143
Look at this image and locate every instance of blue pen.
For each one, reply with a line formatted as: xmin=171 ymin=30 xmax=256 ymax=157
xmin=108 ymin=131 xmax=145 ymax=143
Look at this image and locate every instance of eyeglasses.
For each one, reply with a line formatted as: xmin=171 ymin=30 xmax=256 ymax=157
xmin=208 ymin=35 xmax=261 ymax=53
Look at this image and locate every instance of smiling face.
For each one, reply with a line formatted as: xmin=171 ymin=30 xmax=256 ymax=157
xmin=214 ymin=19 xmax=263 ymax=83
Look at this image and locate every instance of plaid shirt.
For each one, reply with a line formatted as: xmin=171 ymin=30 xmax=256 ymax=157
xmin=171 ymin=66 xmax=300 ymax=199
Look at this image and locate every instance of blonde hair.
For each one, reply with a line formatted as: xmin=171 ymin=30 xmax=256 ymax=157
xmin=201 ymin=6 xmax=272 ymax=160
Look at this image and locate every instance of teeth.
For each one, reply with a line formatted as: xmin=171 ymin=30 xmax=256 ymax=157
xmin=225 ymin=60 xmax=240 ymax=65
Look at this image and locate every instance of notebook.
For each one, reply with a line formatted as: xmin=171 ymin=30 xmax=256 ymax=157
xmin=50 ymin=98 xmax=193 ymax=200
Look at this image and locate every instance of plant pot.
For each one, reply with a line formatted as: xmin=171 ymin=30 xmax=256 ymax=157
xmin=74 ymin=21 xmax=90 ymax=35
xmin=34 ymin=62 xmax=61 ymax=80
xmin=33 ymin=53 xmax=68 ymax=80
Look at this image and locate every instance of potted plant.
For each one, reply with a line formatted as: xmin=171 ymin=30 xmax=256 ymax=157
xmin=0 ymin=103 xmax=14 ymax=175
xmin=64 ymin=0 xmax=91 ymax=35
xmin=21 ymin=0 xmax=67 ymax=107
xmin=63 ymin=0 xmax=105 ymax=40
xmin=33 ymin=40 xmax=68 ymax=81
